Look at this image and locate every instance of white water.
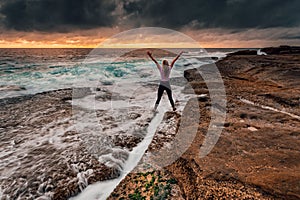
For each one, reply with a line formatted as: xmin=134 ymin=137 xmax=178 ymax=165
xmin=70 ymin=76 xmax=195 ymax=200
xmin=70 ymin=106 xmax=166 ymax=200
xmin=68 ymin=50 xmax=225 ymax=199
xmin=0 ymin=48 xmax=230 ymax=199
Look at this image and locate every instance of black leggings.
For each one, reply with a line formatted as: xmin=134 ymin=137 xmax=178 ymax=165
xmin=155 ymin=81 xmax=175 ymax=108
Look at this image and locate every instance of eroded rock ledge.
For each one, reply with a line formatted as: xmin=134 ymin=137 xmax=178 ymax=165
xmin=109 ymin=49 xmax=300 ymax=199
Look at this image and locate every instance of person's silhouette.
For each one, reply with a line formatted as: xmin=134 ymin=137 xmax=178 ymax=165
xmin=147 ymin=51 xmax=183 ymax=111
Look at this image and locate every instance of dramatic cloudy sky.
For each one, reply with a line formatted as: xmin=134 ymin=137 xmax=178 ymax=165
xmin=0 ymin=0 xmax=299 ymax=47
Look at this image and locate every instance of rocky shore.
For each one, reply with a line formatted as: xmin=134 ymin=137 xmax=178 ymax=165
xmin=108 ymin=47 xmax=300 ymax=199
xmin=168 ymin=51 xmax=300 ymax=199
xmin=0 ymin=46 xmax=299 ymax=199
xmin=0 ymin=89 xmax=123 ymax=199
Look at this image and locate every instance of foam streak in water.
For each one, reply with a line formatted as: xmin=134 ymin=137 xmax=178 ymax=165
xmin=70 ymin=107 xmax=165 ymax=200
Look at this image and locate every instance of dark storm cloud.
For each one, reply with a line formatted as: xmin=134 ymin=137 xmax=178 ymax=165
xmin=0 ymin=0 xmax=116 ymax=31
xmin=0 ymin=0 xmax=299 ymax=32
xmin=123 ymin=0 xmax=300 ymax=29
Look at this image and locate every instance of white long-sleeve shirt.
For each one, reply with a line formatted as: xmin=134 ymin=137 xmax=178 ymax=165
xmin=156 ymin=63 xmax=171 ymax=81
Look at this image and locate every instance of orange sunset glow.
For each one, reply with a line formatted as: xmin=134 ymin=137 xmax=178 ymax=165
xmin=1 ymin=30 xmax=299 ymax=49
xmin=0 ymin=29 xmax=299 ymax=48
xmin=1 ymin=27 xmax=299 ymax=49
xmin=0 ymin=38 xmax=105 ymax=48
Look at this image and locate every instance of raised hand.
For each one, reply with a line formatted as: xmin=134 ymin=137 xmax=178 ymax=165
xmin=147 ymin=51 xmax=158 ymax=65
xmin=171 ymin=51 xmax=183 ymax=68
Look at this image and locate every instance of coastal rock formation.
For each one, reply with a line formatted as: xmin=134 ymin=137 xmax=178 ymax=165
xmin=1 ymin=47 xmax=299 ymax=199
xmin=227 ymin=46 xmax=300 ymax=56
xmin=120 ymin=48 xmax=177 ymax=58
xmin=0 ymin=84 xmax=155 ymax=199
xmin=261 ymin=45 xmax=300 ymax=55
xmin=166 ymin=52 xmax=300 ymax=199
xmin=0 ymin=85 xmax=26 ymax=92
xmin=109 ymin=50 xmax=300 ymax=199
xmin=0 ymin=89 xmax=121 ymax=199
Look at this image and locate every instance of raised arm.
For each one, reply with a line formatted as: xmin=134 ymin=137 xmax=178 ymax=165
xmin=170 ymin=51 xmax=183 ymax=68
xmin=147 ymin=51 xmax=158 ymax=63
xmin=147 ymin=51 xmax=160 ymax=69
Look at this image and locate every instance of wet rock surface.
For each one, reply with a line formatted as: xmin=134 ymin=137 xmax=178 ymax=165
xmin=0 ymin=84 xmax=156 ymax=199
xmin=108 ymin=52 xmax=300 ymax=199
xmin=147 ymin=111 xmax=181 ymax=152
xmin=166 ymin=53 xmax=300 ymax=199
xmin=0 ymin=85 xmax=26 ymax=92
xmin=0 ymin=89 xmax=124 ymax=199
xmin=1 ymin=49 xmax=300 ymax=199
